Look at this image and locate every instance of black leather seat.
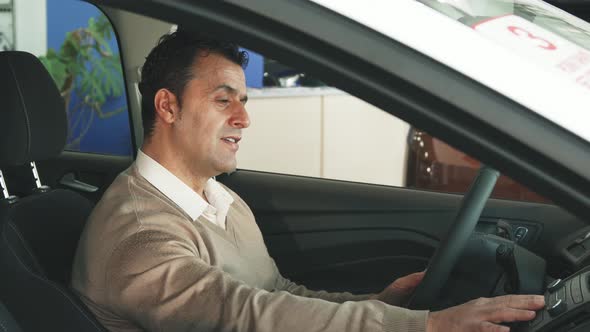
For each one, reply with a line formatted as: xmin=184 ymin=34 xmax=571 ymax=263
xmin=0 ymin=301 xmax=22 ymax=332
xmin=0 ymin=51 xmax=106 ymax=331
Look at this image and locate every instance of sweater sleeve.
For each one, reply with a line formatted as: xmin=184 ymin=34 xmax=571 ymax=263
xmin=273 ymin=260 xmax=375 ymax=303
xmin=105 ymin=228 xmax=428 ymax=332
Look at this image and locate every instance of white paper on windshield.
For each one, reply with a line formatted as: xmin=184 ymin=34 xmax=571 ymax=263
xmin=473 ymin=14 xmax=590 ymax=91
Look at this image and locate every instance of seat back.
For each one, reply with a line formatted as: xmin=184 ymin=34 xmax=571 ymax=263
xmin=2 ymin=189 xmax=93 ymax=284
xmin=0 ymin=300 xmax=22 ymax=332
xmin=0 ymin=51 xmax=106 ymax=331
xmin=0 ymin=191 xmax=105 ymax=332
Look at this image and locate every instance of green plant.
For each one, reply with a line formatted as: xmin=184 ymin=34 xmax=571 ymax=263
xmin=39 ymin=13 xmax=126 ymax=149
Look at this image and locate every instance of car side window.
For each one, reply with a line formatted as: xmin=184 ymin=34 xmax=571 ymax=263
xmin=239 ymin=54 xmax=549 ymax=204
xmin=406 ymin=129 xmax=550 ymax=203
xmin=239 ymin=89 xmax=411 ymax=187
xmin=4 ymin=0 xmax=132 ymax=156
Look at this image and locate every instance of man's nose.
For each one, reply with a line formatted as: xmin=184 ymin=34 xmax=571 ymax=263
xmin=229 ymin=104 xmax=250 ymax=129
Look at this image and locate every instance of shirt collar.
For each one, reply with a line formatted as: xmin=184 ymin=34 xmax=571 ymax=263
xmin=135 ymin=149 xmax=234 ymax=222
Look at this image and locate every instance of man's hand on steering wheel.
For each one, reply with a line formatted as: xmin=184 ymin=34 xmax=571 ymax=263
xmin=408 ymin=166 xmax=501 ymax=309
xmin=371 ymin=271 xmax=426 ymax=306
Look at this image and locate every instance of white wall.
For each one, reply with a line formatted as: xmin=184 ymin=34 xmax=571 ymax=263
xmin=238 ymin=89 xmax=410 ymax=187
xmin=238 ymin=95 xmax=323 ymax=178
xmin=14 ymin=0 xmax=46 ymax=56
xmin=323 ymin=95 xmax=409 ymax=186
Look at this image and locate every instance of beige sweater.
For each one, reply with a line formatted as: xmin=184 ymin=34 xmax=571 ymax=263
xmin=71 ymin=164 xmax=428 ymax=332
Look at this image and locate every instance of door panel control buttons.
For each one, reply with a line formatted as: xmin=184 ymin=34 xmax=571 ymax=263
xmin=548 ymin=299 xmax=567 ymax=317
xmin=570 ymin=275 xmax=583 ymax=304
xmin=547 ymin=278 xmax=562 ymax=293
xmin=514 ymin=226 xmax=529 ymax=242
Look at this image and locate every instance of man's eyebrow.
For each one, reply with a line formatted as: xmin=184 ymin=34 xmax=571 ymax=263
xmin=213 ymin=84 xmax=238 ymax=94
xmin=214 ymin=84 xmax=248 ymax=102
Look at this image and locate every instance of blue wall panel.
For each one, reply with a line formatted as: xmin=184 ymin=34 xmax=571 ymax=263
xmin=47 ymin=1 xmax=265 ymax=156
xmin=243 ymin=49 xmax=264 ymax=88
xmin=47 ymin=0 xmax=133 ymax=156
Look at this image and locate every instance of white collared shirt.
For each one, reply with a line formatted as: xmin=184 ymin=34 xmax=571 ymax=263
xmin=135 ymin=150 xmax=234 ymax=230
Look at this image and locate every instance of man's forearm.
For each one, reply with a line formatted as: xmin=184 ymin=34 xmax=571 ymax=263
xmin=274 ymin=273 xmax=375 ymax=303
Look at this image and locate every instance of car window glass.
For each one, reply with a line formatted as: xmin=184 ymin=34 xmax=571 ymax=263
xmin=240 ymin=56 xmax=550 ymax=203
xmin=418 ymin=0 xmax=590 ymax=51
xmin=3 ymin=0 xmax=132 ymax=156
xmin=406 ymin=129 xmax=550 ymax=203
xmin=310 ymin=0 xmax=590 ymax=144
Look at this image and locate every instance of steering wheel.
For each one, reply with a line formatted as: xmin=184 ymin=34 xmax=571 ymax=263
xmin=406 ymin=166 xmax=500 ymax=310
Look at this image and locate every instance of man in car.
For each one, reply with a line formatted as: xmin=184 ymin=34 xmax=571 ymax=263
xmin=71 ymin=29 xmax=545 ymax=332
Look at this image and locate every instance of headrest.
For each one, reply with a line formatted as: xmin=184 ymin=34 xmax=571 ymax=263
xmin=0 ymin=51 xmax=67 ymax=167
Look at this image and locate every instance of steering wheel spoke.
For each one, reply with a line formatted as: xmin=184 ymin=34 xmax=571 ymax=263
xmin=407 ymin=166 xmax=500 ymax=310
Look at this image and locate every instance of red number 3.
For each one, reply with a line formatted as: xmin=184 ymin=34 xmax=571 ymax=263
xmin=508 ymin=26 xmax=557 ymax=50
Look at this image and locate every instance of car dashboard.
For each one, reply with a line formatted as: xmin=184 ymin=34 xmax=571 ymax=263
xmin=445 ymin=220 xmax=590 ymax=331
xmin=489 ymin=223 xmax=590 ymax=332
xmin=520 ymin=267 xmax=590 ymax=332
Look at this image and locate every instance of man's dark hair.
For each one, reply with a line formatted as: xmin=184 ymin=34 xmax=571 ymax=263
xmin=138 ymin=29 xmax=249 ymax=138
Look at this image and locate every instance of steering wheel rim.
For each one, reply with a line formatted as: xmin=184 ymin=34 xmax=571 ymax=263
xmin=406 ymin=166 xmax=500 ymax=310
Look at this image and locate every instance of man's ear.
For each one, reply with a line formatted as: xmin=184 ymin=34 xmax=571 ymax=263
xmin=154 ymin=89 xmax=180 ymax=124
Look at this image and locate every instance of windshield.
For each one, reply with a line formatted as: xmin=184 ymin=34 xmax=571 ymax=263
xmin=310 ymin=0 xmax=590 ymax=143
xmin=420 ymin=0 xmax=590 ymax=50
xmin=419 ymin=0 xmax=590 ymax=92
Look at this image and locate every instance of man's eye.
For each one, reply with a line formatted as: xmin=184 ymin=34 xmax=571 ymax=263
xmin=217 ymin=99 xmax=230 ymax=104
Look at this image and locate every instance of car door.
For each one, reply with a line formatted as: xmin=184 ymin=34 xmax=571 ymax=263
xmin=217 ymin=169 xmax=585 ymax=295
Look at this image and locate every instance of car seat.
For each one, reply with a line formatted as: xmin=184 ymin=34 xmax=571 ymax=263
xmin=0 ymin=300 xmax=22 ymax=332
xmin=0 ymin=51 xmax=107 ymax=332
